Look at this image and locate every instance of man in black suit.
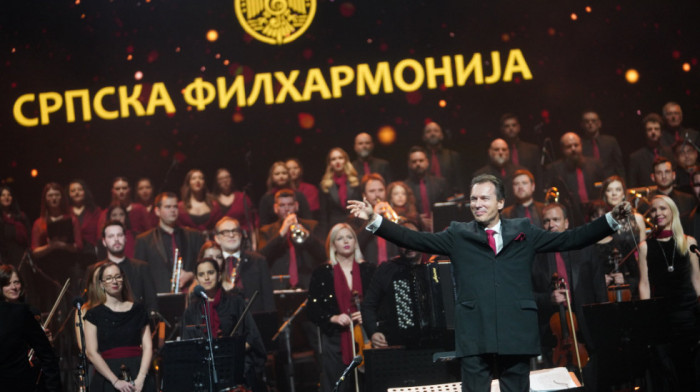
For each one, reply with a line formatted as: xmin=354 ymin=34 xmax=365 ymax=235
xmin=531 ymin=203 xmax=607 ymax=369
xmin=672 ymin=139 xmax=698 ymax=191
xmin=545 ymin=132 xmax=605 ymax=227
xmin=473 ymin=138 xmax=525 ymax=205
xmin=352 ymin=132 xmax=393 ymax=183
xmin=405 ymin=146 xmax=450 ymax=230
xmin=134 ymin=192 xmax=204 ymax=293
xmin=661 ymin=101 xmax=699 ymax=147
xmin=423 ymin=121 xmax=464 ymax=193
xmin=501 ymin=169 xmax=545 ymax=228
xmin=356 ymin=173 xmax=400 ymax=264
xmin=0 ymin=301 xmax=61 ymax=391
xmin=88 ymin=220 xmax=158 ymax=312
xmin=215 ymin=216 xmax=275 ymax=313
xmin=348 ymin=175 xmax=629 ymax=392
xmin=500 ymin=113 xmax=542 ymax=184
xmin=649 ymin=157 xmax=696 ymax=217
xmin=580 ymin=110 xmax=625 ymax=178
xmin=258 ymin=189 xmax=325 ymax=292
xmin=628 ymin=113 xmax=673 ymax=188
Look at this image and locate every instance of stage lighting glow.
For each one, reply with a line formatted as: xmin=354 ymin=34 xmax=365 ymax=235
xmin=31 ymin=169 xmax=38 ymax=178
xmin=585 ymin=6 xmax=592 ymax=12
xmin=298 ymin=113 xmax=315 ymax=129
xmin=439 ymin=99 xmax=447 ymax=108
xmin=232 ymin=112 xmax=244 ymax=123
xmin=134 ymin=71 xmax=143 ymax=80
xmin=377 ymin=125 xmax=396 ymax=145
xmin=625 ymin=69 xmax=639 ymax=83
xmin=570 ymin=13 xmax=578 ymax=21
xmin=127 ymin=54 xmax=133 ymax=61
xmin=206 ymin=30 xmax=219 ymax=42
xmin=683 ymin=62 xmax=691 ymax=72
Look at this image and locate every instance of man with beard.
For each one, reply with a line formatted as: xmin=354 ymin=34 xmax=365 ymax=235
xmin=501 ymin=170 xmax=545 ymax=227
xmin=423 ymin=121 xmax=464 ymax=193
xmin=473 ymin=138 xmax=525 ymax=205
xmin=579 ymin=110 xmax=625 ymax=178
xmin=87 ymin=220 xmax=158 ymax=312
xmin=405 ymin=146 xmax=450 ymax=230
xmin=648 ymin=157 xmax=696 ymax=217
xmin=661 ymin=101 xmax=699 ymax=147
xmin=352 ymin=132 xmax=393 ymax=183
xmin=500 ymin=113 xmax=541 ymax=181
xmin=628 ymin=113 xmax=673 ymax=188
xmin=545 ymin=132 xmax=604 ymax=227
xmin=355 ymin=174 xmax=401 ymax=265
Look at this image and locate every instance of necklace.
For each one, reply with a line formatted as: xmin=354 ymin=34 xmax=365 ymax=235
xmin=655 ymin=238 xmax=675 ymax=273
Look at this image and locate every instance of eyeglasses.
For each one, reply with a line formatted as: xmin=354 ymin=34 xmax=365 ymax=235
xmin=217 ymin=229 xmax=242 ymax=238
xmin=102 ymin=275 xmax=124 ymax=283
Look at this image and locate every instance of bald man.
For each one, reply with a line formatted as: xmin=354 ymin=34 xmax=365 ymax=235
xmin=423 ymin=121 xmax=465 ymax=193
xmin=352 ymin=132 xmax=393 ymax=183
xmin=544 ymin=132 xmax=604 ymax=227
xmin=474 ymin=138 xmax=526 ymax=205
xmin=661 ymin=101 xmax=699 ymax=147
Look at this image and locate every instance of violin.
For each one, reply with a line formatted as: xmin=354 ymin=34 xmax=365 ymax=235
xmin=549 ymin=273 xmax=588 ymax=376
xmin=350 ymin=291 xmax=371 ymax=369
xmin=606 ymin=248 xmax=631 ymax=303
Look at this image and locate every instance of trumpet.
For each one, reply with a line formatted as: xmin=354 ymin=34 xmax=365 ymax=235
xmin=290 ymin=222 xmax=309 ymax=244
xmin=376 ymin=199 xmax=401 ymax=223
xmin=544 ymin=187 xmax=559 ymax=204
xmin=170 ymin=248 xmax=183 ymax=293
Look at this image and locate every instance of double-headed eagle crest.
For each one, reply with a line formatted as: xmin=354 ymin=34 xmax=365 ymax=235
xmin=234 ymin=0 xmax=316 ymax=45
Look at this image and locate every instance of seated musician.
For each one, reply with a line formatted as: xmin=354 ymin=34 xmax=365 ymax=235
xmin=361 ymin=220 xmax=433 ymax=348
xmin=182 ymin=258 xmax=267 ymax=392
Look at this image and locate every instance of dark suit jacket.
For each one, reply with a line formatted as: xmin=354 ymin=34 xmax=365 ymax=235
xmin=358 ymin=228 xmax=400 ymax=265
xmin=682 ymin=204 xmax=700 ymax=238
xmin=531 ymin=248 xmax=607 ymax=351
xmin=134 ymin=226 xmax=205 ymax=293
xmin=627 ymin=145 xmax=673 ymax=188
xmin=87 ymin=258 xmax=159 ymax=312
xmin=405 ymin=174 xmax=450 ymax=216
xmin=427 ymin=146 xmax=465 ymax=193
xmin=501 ymin=201 xmax=545 ymax=228
xmin=258 ymin=218 xmax=326 ymax=290
xmin=545 ymin=157 xmax=605 ymax=226
xmin=509 ymin=139 xmax=543 ymax=188
xmin=661 ymin=126 xmax=699 ymax=148
xmin=581 ymin=134 xmax=625 ymax=179
xmin=0 ymin=302 xmax=61 ymax=391
xmin=319 ymin=182 xmax=361 ymax=234
xmin=352 ymin=156 xmax=393 ymax=183
xmin=234 ymin=250 xmax=276 ymax=313
xmin=259 ymin=190 xmax=311 ymax=226
xmin=371 ymin=215 xmax=614 ymax=357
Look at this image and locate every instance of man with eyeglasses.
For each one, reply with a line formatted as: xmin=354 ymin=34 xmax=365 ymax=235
xmin=86 ymin=220 xmax=158 ymax=312
xmin=135 ymin=192 xmax=204 ymax=293
xmin=258 ymin=189 xmax=325 ymax=290
xmin=214 ymin=217 xmax=275 ymax=313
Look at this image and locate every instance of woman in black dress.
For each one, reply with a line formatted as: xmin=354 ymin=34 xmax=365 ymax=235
xmin=83 ymin=262 xmax=153 ymax=392
xmin=307 ymin=223 xmax=375 ymax=392
xmin=638 ymin=195 xmax=700 ymax=390
xmin=182 ymin=258 xmax=267 ymax=391
xmin=318 ymin=148 xmax=360 ymax=234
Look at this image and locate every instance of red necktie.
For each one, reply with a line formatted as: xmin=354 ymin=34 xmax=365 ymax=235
xmin=376 ymin=237 xmax=388 ymax=265
xmin=363 ymin=161 xmax=371 ymax=176
xmin=576 ymin=167 xmax=589 ymax=203
xmin=500 ymin=167 xmax=506 ymax=178
xmin=287 ymin=235 xmax=299 ymax=288
xmin=419 ymin=178 xmax=431 ymax=217
xmin=511 ymin=144 xmax=519 ymax=165
xmin=555 ymin=252 xmax=569 ymax=287
xmin=653 ymin=148 xmax=659 ymax=159
xmin=430 ymin=150 xmax=442 ymax=177
xmin=486 ymin=229 xmax=497 ymax=255
xmin=524 ymin=205 xmax=532 ymax=221
xmin=592 ymin=138 xmax=600 ymax=159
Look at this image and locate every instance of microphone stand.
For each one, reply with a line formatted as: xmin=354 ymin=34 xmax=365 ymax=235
xmin=201 ymin=297 xmax=219 ymax=391
xmin=75 ymin=306 xmax=90 ymax=392
xmin=272 ymin=298 xmax=308 ymax=392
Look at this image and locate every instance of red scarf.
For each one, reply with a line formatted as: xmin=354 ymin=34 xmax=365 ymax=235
xmin=333 ymin=173 xmax=348 ymax=208
xmin=202 ymin=288 xmax=222 ymax=337
xmin=333 ymin=262 xmax=362 ymax=365
xmin=653 ymin=229 xmax=673 ymax=239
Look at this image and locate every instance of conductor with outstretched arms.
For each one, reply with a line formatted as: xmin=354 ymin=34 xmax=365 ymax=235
xmin=348 ymin=174 xmax=631 ymax=392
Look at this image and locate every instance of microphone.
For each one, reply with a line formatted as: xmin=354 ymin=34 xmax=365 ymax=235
xmin=73 ymin=296 xmax=85 ymax=310
xmin=150 ymin=310 xmax=172 ymax=328
xmin=540 ymin=137 xmax=550 ymax=166
xmin=338 ymin=355 xmax=362 ymax=382
xmin=690 ymin=244 xmax=699 ymax=255
xmin=193 ymin=285 xmax=209 ymax=300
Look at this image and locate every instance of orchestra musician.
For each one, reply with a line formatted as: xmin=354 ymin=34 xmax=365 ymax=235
xmin=307 ymin=223 xmax=375 ymax=392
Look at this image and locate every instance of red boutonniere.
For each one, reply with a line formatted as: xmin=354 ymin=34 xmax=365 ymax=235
xmin=515 ymin=232 xmax=526 ymax=241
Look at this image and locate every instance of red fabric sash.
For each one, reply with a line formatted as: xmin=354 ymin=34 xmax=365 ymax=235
xmin=333 ymin=262 xmax=362 ymax=365
xmin=333 ymin=174 xmax=348 ymax=208
xmin=202 ymin=288 xmax=222 ymax=337
xmin=101 ymin=346 xmax=142 ymax=359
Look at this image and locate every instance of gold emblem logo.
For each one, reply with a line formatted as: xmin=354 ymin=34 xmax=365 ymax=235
xmin=234 ymin=0 xmax=316 ymax=45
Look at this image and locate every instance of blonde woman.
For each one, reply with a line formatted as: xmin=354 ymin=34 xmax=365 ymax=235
xmin=307 ymin=223 xmax=375 ymax=392
xmin=319 ymin=148 xmax=360 ymax=233
xmin=638 ymin=195 xmax=700 ymax=390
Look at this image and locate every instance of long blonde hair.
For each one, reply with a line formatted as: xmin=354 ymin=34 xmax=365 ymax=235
xmin=320 ymin=147 xmax=359 ymax=193
xmin=651 ymin=195 xmax=688 ymax=255
xmin=325 ymin=223 xmax=364 ymax=265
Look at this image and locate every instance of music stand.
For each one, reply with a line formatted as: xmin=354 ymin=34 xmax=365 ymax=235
xmin=156 ymin=292 xmax=187 ymax=339
xmin=582 ymin=299 xmax=668 ymax=388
